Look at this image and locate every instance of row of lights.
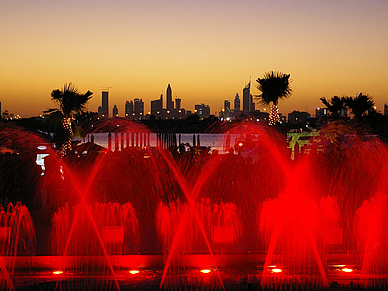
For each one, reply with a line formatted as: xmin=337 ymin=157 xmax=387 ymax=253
xmin=52 ymin=265 xmax=354 ymax=277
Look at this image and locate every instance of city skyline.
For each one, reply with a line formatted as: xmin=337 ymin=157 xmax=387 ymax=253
xmin=1 ymin=0 xmax=388 ymax=117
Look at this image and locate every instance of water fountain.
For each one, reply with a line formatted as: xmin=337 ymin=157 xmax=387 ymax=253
xmin=0 ymin=120 xmax=387 ymax=290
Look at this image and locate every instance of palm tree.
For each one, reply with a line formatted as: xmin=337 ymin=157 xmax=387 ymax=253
xmin=319 ymin=96 xmax=347 ymax=118
xmin=255 ymin=71 xmax=292 ymax=125
xmin=45 ymin=83 xmax=93 ymax=156
xmin=345 ymin=93 xmax=375 ymax=122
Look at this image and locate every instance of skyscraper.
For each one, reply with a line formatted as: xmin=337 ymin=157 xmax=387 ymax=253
xmin=151 ymin=94 xmax=163 ymax=116
xmin=125 ymin=100 xmax=133 ymax=117
xmin=175 ymin=98 xmax=181 ymax=110
xmin=98 ymin=91 xmax=109 ymax=117
xmin=134 ymin=98 xmax=144 ymax=119
xmin=112 ymin=105 xmax=118 ymax=118
xmin=234 ymin=93 xmax=240 ymax=111
xmin=243 ymin=81 xmax=252 ymax=112
xmin=166 ymin=84 xmax=173 ymax=110
xmin=224 ymin=100 xmax=230 ymax=111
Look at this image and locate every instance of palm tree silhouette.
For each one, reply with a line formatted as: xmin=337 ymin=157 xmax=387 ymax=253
xmin=319 ymin=96 xmax=347 ymax=118
xmin=45 ymin=83 xmax=93 ymax=156
xmin=345 ymin=93 xmax=375 ymax=122
xmin=255 ymin=71 xmax=292 ymax=125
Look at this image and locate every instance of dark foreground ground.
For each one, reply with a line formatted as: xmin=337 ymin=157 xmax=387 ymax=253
xmin=6 ymin=269 xmax=378 ymax=291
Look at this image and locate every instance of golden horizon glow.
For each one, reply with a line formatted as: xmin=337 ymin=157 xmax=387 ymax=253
xmin=1 ymin=0 xmax=388 ymax=117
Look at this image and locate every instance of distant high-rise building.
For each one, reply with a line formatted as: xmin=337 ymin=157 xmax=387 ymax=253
xmin=288 ymin=111 xmax=310 ymax=124
xmin=151 ymin=94 xmax=163 ymax=116
xmin=134 ymin=98 xmax=144 ymax=119
xmin=195 ymin=104 xmax=211 ymax=119
xmin=98 ymin=91 xmax=109 ymax=117
xmin=234 ymin=93 xmax=240 ymax=111
xmin=125 ymin=101 xmax=133 ymax=117
xmin=385 ymin=103 xmax=388 ymax=115
xmin=243 ymin=81 xmax=253 ymax=112
xmin=166 ymin=84 xmax=173 ymax=110
xmin=224 ymin=100 xmax=230 ymax=111
xmin=112 ymin=105 xmax=118 ymax=118
xmin=0 ymin=101 xmax=2 ymax=117
xmin=175 ymin=98 xmax=181 ymax=110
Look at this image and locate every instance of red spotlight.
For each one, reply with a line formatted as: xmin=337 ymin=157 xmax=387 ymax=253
xmin=200 ymin=269 xmax=211 ymax=274
xmin=53 ymin=270 xmax=63 ymax=275
xmin=129 ymin=270 xmax=140 ymax=275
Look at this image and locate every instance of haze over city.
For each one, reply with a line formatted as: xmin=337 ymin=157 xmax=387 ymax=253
xmin=1 ymin=0 xmax=388 ymax=117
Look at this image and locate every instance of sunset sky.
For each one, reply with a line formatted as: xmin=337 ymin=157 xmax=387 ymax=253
xmin=1 ymin=0 xmax=387 ymax=117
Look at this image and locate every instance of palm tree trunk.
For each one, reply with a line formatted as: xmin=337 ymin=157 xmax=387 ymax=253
xmin=269 ymin=104 xmax=280 ymax=125
xmin=61 ymin=117 xmax=73 ymax=157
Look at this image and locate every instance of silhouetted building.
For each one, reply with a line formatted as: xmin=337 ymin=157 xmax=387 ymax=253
xmin=195 ymin=104 xmax=211 ymax=119
xmin=234 ymin=93 xmax=240 ymax=111
xmin=243 ymin=81 xmax=253 ymax=112
xmin=125 ymin=101 xmax=133 ymax=117
xmin=175 ymin=98 xmax=181 ymax=110
xmin=219 ymin=100 xmax=233 ymax=120
xmin=385 ymin=103 xmax=388 ymax=115
xmin=288 ymin=110 xmax=310 ymax=124
xmin=166 ymin=84 xmax=174 ymax=110
xmin=134 ymin=98 xmax=144 ymax=119
xmin=316 ymin=107 xmax=328 ymax=123
xmin=98 ymin=91 xmax=109 ymax=118
xmin=0 ymin=101 xmax=1 ymax=118
xmin=112 ymin=105 xmax=118 ymax=118
xmin=151 ymin=94 xmax=163 ymax=117
xmin=224 ymin=100 xmax=230 ymax=111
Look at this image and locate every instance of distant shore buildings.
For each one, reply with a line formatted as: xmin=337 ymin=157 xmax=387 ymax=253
xmin=97 ymin=84 xmax=206 ymax=120
xmin=220 ymin=79 xmax=266 ymax=122
xmin=150 ymin=84 xmax=193 ymax=120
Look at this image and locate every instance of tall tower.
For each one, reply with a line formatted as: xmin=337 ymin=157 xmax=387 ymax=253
xmin=166 ymin=84 xmax=173 ymax=110
xmin=101 ymin=91 xmax=109 ymax=117
xmin=234 ymin=93 xmax=240 ymax=111
xmin=243 ymin=81 xmax=252 ymax=112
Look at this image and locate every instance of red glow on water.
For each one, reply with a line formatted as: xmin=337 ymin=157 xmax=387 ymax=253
xmin=129 ymin=270 xmax=140 ymax=274
xmin=53 ymin=270 xmax=63 ymax=275
xmin=200 ymin=269 xmax=211 ymax=274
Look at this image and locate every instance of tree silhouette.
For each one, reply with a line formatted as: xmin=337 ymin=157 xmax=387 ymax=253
xmin=345 ymin=93 xmax=375 ymax=122
xmin=255 ymin=71 xmax=292 ymax=125
xmin=45 ymin=83 xmax=93 ymax=156
xmin=319 ymin=96 xmax=347 ymax=118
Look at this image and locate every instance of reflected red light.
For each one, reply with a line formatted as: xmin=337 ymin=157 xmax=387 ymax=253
xmin=53 ymin=270 xmax=63 ymax=275
xmin=200 ymin=269 xmax=211 ymax=274
xmin=271 ymin=268 xmax=283 ymax=273
xmin=129 ymin=270 xmax=140 ymax=274
xmin=342 ymin=268 xmax=353 ymax=273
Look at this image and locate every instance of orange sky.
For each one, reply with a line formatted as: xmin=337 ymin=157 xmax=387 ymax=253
xmin=1 ymin=0 xmax=387 ymax=117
